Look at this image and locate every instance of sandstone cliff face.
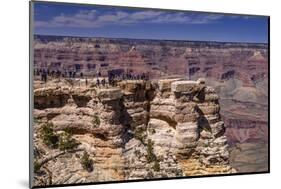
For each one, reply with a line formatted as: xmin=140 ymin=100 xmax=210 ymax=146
xmin=33 ymin=35 xmax=268 ymax=175
xmin=33 ymin=78 xmax=235 ymax=186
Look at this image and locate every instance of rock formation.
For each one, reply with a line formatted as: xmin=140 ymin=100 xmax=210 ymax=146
xmin=33 ymin=35 xmax=268 ymax=175
xmin=33 ymin=78 xmax=235 ymax=187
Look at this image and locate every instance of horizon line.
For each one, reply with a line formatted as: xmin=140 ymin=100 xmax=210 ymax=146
xmin=34 ymin=34 xmax=268 ymax=45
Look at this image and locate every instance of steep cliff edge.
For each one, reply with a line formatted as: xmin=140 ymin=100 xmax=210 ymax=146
xmin=33 ymin=78 xmax=235 ymax=186
xmin=33 ymin=35 xmax=268 ymax=146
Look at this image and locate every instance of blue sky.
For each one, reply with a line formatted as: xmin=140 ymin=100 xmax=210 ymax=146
xmin=33 ymin=2 xmax=268 ymax=43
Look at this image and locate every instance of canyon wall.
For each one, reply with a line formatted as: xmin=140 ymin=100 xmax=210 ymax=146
xmin=33 ymin=35 xmax=269 ymax=174
xmin=33 ymin=79 xmax=235 ymax=186
xmin=34 ymin=35 xmax=268 ymax=83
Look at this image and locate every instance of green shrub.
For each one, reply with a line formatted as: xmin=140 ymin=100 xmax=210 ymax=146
xmin=80 ymin=151 xmax=93 ymax=172
xmin=34 ymin=160 xmax=41 ymax=173
xmin=59 ymin=131 xmax=80 ymax=151
xmin=153 ymin=160 xmax=160 ymax=172
xmin=146 ymin=139 xmax=156 ymax=163
xmin=40 ymin=123 xmax=59 ymax=148
xmin=63 ymin=127 xmax=74 ymax=135
xmin=134 ymin=127 xmax=146 ymax=143
xmin=92 ymin=115 xmax=100 ymax=127
xmin=145 ymin=139 xmax=161 ymax=172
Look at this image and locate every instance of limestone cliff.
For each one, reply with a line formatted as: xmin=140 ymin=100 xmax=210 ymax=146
xmin=33 ymin=78 xmax=235 ymax=186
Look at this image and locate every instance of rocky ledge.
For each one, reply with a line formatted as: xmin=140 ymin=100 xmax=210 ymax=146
xmin=32 ymin=78 xmax=236 ymax=186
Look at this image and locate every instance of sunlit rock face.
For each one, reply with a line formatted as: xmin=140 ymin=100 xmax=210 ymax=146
xmin=33 ymin=35 xmax=268 ymax=182
xmin=34 ymin=36 xmax=268 ymax=134
xmin=33 ymin=78 xmax=236 ymax=186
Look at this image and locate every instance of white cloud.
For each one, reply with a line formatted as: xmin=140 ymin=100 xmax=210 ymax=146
xmin=130 ymin=11 xmax=164 ymax=20
xmin=34 ymin=9 xmax=226 ymax=28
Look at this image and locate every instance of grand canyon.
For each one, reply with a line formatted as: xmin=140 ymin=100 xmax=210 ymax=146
xmin=32 ymin=35 xmax=268 ymax=187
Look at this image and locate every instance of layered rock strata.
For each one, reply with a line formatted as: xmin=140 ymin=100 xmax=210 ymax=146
xmin=33 ymin=78 xmax=235 ymax=186
xmin=33 ymin=35 xmax=268 ymax=174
